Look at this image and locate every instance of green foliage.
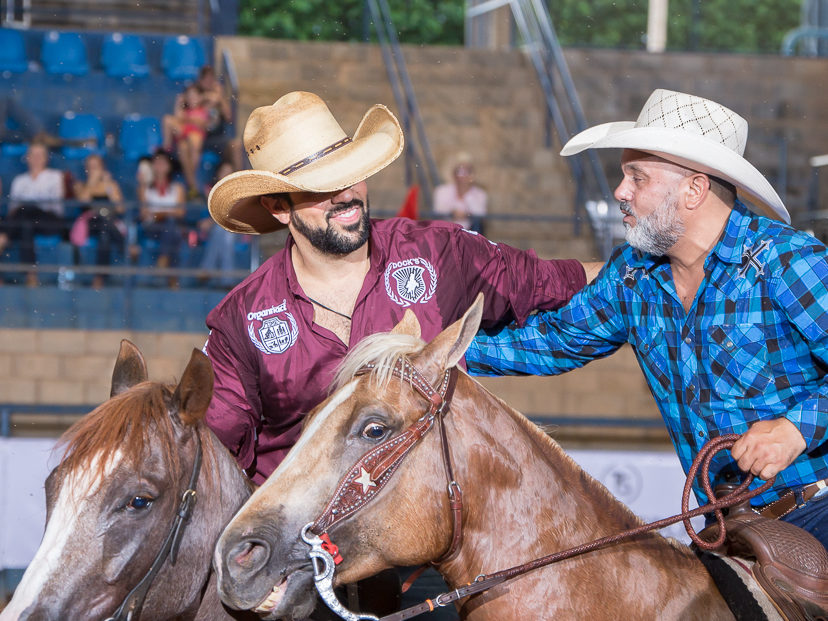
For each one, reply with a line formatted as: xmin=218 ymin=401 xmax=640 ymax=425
xmin=238 ymin=0 xmax=801 ymax=54
xmin=238 ymin=0 xmax=465 ymax=45
xmin=547 ymin=0 xmax=802 ymax=54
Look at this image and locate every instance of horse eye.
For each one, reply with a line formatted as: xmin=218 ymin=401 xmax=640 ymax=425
xmin=361 ymin=423 xmax=388 ymax=441
xmin=126 ymin=496 xmax=154 ymax=511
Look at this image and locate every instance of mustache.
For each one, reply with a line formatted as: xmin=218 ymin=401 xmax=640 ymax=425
xmin=326 ymin=199 xmax=365 ymax=219
xmin=620 ymin=201 xmax=633 ymax=216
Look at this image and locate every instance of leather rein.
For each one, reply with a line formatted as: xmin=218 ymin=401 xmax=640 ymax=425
xmin=105 ymin=431 xmax=203 ymax=621
xmin=301 ymin=357 xmax=774 ymax=621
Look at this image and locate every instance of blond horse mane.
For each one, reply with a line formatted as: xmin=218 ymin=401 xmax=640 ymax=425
xmin=332 ymin=331 xmax=426 ymax=393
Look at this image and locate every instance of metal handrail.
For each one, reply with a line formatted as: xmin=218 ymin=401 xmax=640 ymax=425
xmin=365 ymin=0 xmax=441 ymax=209
xmin=465 ymin=0 xmax=617 ymax=258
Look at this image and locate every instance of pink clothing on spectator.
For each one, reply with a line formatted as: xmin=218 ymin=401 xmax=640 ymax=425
xmin=203 ymin=217 xmax=586 ymax=483
xmin=433 ymin=183 xmax=487 ymax=230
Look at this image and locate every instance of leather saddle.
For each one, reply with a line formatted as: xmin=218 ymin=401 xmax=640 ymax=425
xmin=700 ymin=486 xmax=828 ymax=621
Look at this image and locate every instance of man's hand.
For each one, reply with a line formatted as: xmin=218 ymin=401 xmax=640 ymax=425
xmin=730 ymin=418 xmax=806 ymax=481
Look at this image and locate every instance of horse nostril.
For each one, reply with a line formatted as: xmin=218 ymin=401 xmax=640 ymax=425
xmin=228 ymin=538 xmax=271 ymax=579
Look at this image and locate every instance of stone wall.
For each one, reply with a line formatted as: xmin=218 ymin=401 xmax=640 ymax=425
xmin=0 ymin=327 xmax=663 ymax=446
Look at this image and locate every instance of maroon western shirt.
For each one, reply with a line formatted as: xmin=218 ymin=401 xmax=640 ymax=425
xmin=204 ymin=218 xmax=585 ymax=483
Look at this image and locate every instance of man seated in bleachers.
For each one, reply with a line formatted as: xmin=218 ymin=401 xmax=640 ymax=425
xmin=6 ymin=141 xmax=66 ymax=287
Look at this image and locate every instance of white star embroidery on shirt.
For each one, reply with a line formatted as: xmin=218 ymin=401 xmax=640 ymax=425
xmin=354 ymin=467 xmax=377 ymax=494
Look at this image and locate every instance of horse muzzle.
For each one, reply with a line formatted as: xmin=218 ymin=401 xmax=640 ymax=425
xmin=214 ymin=527 xmax=317 ymax=618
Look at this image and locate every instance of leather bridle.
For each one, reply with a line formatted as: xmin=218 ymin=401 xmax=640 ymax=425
xmin=300 ymin=356 xmax=776 ymax=621
xmin=105 ymin=431 xmax=203 ymax=621
xmin=308 ymin=357 xmax=462 ymax=560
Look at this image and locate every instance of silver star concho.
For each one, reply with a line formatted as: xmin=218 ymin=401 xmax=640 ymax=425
xmin=354 ymin=467 xmax=377 ymax=494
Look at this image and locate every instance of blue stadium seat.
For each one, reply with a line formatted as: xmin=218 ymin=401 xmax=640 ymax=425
xmin=41 ymin=31 xmax=89 ymax=76
xmin=119 ymin=114 xmax=162 ymax=160
xmin=161 ymin=35 xmax=205 ymax=81
xmin=101 ymin=33 xmax=149 ymax=79
xmin=59 ymin=112 xmax=104 ymax=159
xmin=0 ymin=29 xmax=28 ymax=74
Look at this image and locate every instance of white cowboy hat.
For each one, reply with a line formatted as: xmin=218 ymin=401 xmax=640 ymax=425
xmin=208 ymin=91 xmax=404 ymax=234
xmin=561 ymin=89 xmax=789 ymax=223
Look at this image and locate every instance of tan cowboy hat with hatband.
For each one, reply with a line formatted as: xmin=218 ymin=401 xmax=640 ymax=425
xmin=561 ymin=89 xmax=789 ymax=223
xmin=208 ymin=91 xmax=405 ymax=234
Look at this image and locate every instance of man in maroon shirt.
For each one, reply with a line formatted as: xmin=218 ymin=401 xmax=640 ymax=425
xmin=204 ymin=91 xmax=598 ymax=484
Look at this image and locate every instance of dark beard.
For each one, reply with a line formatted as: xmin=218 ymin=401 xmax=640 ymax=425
xmin=290 ymin=198 xmax=371 ymax=255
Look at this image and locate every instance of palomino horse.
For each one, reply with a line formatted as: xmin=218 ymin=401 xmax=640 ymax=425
xmin=0 ymin=341 xmax=255 ymax=621
xmin=213 ymin=296 xmax=734 ymax=620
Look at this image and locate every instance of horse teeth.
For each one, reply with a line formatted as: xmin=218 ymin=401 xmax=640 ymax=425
xmin=252 ymin=581 xmax=284 ymax=613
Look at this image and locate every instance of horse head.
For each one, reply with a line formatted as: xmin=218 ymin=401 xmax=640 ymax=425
xmin=1 ymin=340 xmax=249 ymax=621
xmin=214 ymin=295 xmax=484 ymax=619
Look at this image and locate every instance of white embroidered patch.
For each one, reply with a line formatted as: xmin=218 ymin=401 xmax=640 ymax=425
xmin=384 ymin=257 xmax=437 ymax=307
xmin=247 ymin=300 xmax=299 ymax=355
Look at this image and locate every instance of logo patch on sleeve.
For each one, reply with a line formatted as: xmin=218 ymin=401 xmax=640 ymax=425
xmin=246 ymin=300 xmax=299 ymax=354
xmin=384 ymin=258 xmax=437 ymax=307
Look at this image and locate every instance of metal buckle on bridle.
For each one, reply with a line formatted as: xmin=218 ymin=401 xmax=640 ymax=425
xmin=300 ymin=524 xmax=379 ymax=621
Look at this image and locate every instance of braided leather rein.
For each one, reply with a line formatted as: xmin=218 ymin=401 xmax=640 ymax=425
xmin=378 ymin=434 xmax=774 ymax=621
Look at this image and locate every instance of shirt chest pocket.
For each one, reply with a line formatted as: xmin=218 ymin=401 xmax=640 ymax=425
xmin=632 ymin=328 xmax=672 ymax=402
xmin=704 ymin=324 xmax=772 ymax=399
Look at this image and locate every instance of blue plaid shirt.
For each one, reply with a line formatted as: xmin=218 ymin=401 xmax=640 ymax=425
xmin=468 ymin=200 xmax=828 ymax=506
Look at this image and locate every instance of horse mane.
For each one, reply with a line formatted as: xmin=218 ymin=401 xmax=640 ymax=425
xmin=332 ymin=331 xmax=426 ymax=393
xmin=58 ymin=382 xmax=183 ymax=487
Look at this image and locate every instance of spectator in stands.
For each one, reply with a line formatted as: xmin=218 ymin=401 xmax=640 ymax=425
xmin=70 ymin=154 xmax=126 ymax=289
xmin=198 ymin=160 xmax=241 ymax=288
xmin=197 ymin=65 xmax=242 ymax=171
xmin=7 ymin=141 xmax=66 ymax=286
xmin=137 ymin=150 xmax=185 ymax=287
xmin=433 ymin=152 xmax=488 ymax=234
xmin=162 ymin=84 xmax=210 ymax=199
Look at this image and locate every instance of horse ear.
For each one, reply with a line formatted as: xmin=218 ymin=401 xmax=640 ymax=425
xmin=422 ymin=293 xmax=484 ymax=370
xmin=391 ymin=309 xmax=422 ymax=339
xmin=172 ymin=349 xmax=215 ymax=427
xmin=110 ymin=339 xmax=148 ymax=398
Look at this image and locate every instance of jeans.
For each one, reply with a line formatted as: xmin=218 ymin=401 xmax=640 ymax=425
xmin=780 ymin=486 xmax=828 ymax=552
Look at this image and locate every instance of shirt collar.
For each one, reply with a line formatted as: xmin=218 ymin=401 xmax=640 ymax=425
xmin=625 ymin=198 xmax=754 ymax=269
xmin=283 ymin=221 xmax=383 ymax=297
xmin=710 ymin=198 xmax=754 ymax=265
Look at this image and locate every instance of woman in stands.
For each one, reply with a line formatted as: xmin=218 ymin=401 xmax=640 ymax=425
xmin=70 ymin=154 xmax=126 ymax=289
xmin=161 ymin=84 xmax=209 ymax=200
xmin=137 ymin=150 xmax=185 ymax=287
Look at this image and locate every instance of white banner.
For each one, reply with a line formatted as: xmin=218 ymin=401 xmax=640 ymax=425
xmin=0 ymin=438 xmax=58 ymax=570
xmin=0 ymin=440 xmax=702 ymax=571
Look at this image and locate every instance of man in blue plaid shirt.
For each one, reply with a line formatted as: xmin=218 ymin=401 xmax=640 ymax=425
xmin=467 ymin=89 xmax=828 ymax=551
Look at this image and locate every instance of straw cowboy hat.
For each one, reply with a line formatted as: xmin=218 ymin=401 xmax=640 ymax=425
xmin=561 ymin=89 xmax=789 ymax=223
xmin=208 ymin=91 xmax=404 ymax=234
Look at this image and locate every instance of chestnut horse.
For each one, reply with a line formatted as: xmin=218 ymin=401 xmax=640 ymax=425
xmin=0 ymin=341 xmax=255 ymax=621
xmin=213 ymin=296 xmax=735 ymax=620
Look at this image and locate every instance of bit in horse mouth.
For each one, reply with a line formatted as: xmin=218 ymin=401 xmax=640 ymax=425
xmin=252 ymin=576 xmax=287 ymax=614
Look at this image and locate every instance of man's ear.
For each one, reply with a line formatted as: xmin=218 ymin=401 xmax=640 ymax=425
xmin=685 ymin=173 xmax=710 ymax=210
xmin=261 ymin=194 xmax=290 ymax=225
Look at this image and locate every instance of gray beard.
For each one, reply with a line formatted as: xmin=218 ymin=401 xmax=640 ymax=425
xmin=624 ymin=194 xmax=684 ymax=256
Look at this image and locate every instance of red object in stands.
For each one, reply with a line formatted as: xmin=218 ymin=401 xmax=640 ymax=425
xmin=397 ymin=185 xmax=419 ymax=220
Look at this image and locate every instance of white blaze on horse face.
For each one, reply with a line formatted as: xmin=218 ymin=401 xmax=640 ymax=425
xmin=253 ymin=381 xmax=358 ymax=509
xmin=0 ymin=451 xmax=122 ymax=619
